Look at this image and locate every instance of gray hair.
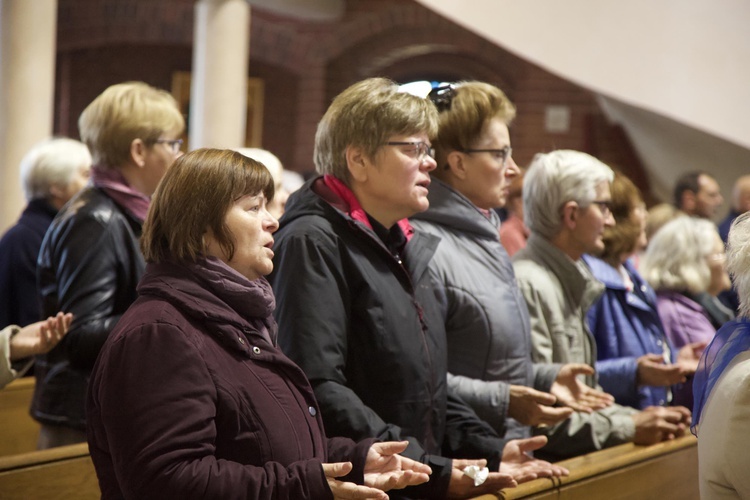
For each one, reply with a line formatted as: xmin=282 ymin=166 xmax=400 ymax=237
xmin=727 ymin=212 xmax=750 ymax=318
xmin=20 ymin=137 xmax=92 ymax=201
xmin=523 ymin=150 xmax=614 ymax=239
xmin=234 ymin=148 xmax=283 ymax=184
xmin=641 ymin=216 xmax=719 ymax=294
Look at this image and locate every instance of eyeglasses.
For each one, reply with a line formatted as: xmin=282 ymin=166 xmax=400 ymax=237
xmin=386 ymin=141 xmax=436 ymax=163
xmin=428 ymin=84 xmax=457 ymax=112
xmin=591 ymin=200 xmax=613 ymax=216
xmin=461 ymin=146 xmax=513 ymax=166
xmin=153 ymin=138 xmax=183 ymax=154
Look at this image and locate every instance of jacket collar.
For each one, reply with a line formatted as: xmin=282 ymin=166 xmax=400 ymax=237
xmin=526 ymin=233 xmax=604 ymax=311
xmin=411 ymin=177 xmax=500 ymax=241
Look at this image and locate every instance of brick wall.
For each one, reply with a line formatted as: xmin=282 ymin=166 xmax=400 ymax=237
xmin=53 ymin=0 xmax=648 ymax=190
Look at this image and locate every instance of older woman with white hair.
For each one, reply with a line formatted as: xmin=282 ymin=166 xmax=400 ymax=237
xmin=513 ymin=150 xmax=691 ymax=460
xmin=692 ymin=212 xmax=750 ymax=499
xmin=641 ymin=215 xmax=733 ymax=408
xmin=0 ymin=138 xmax=91 ymax=329
xmin=234 ymin=148 xmax=290 ymax=219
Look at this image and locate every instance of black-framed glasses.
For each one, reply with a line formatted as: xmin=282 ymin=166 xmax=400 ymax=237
xmin=386 ymin=141 xmax=435 ymax=163
xmin=590 ymin=200 xmax=612 ymax=216
xmin=428 ymin=84 xmax=457 ymax=112
xmin=153 ymin=138 xmax=183 ymax=154
xmin=461 ymin=146 xmax=513 ymax=166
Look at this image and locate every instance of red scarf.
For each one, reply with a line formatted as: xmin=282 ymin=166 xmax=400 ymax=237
xmin=321 ymin=174 xmax=414 ymax=241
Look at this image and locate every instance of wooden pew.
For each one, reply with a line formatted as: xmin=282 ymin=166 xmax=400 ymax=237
xmin=0 ymin=443 xmax=99 ymax=500
xmin=0 ymin=434 xmax=697 ymax=499
xmin=0 ymin=377 xmax=40 ymax=455
xmin=471 ymin=435 xmax=699 ymax=500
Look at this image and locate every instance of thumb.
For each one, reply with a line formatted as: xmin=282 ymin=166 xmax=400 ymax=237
xmin=514 ymin=435 xmax=548 ymax=454
xmin=565 ymin=363 xmax=594 ymax=376
xmin=371 ymin=440 xmax=409 ymax=456
xmin=322 ymin=461 xmax=353 ymax=478
xmin=529 ymin=388 xmax=557 ymax=406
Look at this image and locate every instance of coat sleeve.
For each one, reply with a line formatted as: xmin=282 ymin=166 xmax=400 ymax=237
xmin=595 ymin=357 xmax=639 ymax=406
xmin=39 ymin=213 xmax=130 ymax=370
xmin=88 ymin=322 xmax=334 ymax=500
xmin=447 ymin=372 xmax=510 ymax=436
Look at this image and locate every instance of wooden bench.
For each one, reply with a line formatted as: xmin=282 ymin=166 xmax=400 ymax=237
xmin=471 ymin=434 xmax=699 ymax=499
xmin=0 ymin=443 xmax=98 ymax=500
xmin=0 ymin=377 xmax=40 ymax=455
xmin=0 ymin=433 xmax=698 ymax=499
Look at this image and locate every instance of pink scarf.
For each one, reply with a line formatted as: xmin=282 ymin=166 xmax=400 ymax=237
xmin=91 ymin=166 xmax=151 ymax=221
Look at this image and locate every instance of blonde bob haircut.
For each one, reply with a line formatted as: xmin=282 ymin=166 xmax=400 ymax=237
xmin=599 ymin=172 xmax=643 ymax=264
xmin=314 ymin=77 xmax=438 ymax=184
xmin=433 ymin=81 xmax=516 ymax=173
xmin=141 ymin=148 xmax=274 ymax=264
xmin=640 ymin=216 xmax=719 ymax=294
xmin=79 ymin=81 xmax=185 ymax=169
xmin=726 ymin=212 xmax=750 ymax=318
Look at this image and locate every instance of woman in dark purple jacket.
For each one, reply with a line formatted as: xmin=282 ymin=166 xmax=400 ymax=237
xmin=86 ymin=149 xmax=430 ymax=500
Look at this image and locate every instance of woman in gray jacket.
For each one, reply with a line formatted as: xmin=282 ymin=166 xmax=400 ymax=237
xmin=411 ymin=81 xmax=613 ymax=442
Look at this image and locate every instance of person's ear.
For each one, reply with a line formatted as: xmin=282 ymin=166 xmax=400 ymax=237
xmin=445 ymin=151 xmax=468 ymax=180
xmin=681 ymin=191 xmax=696 ymax=211
xmin=345 ymin=145 xmax=369 ymax=183
xmin=130 ymin=138 xmax=148 ymax=168
xmin=561 ymin=201 xmax=579 ymax=230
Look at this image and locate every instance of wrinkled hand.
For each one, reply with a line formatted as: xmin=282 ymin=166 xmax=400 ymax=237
xmin=508 ymin=385 xmax=573 ymax=427
xmin=323 ymin=462 xmax=388 ymax=500
xmin=499 ymin=436 xmax=568 ymax=484
xmin=447 ymin=458 xmax=516 ymax=499
xmin=675 ymin=341 xmax=707 ymax=376
xmin=632 ymin=405 xmax=691 ymax=445
xmin=363 ymin=441 xmax=431 ymax=491
xmin=551 ymin=364 xmax=614 ymax=413
xmin=9 ymin=312 xmax=73 ymax=361
xmin=636 ymin=354 xmax=686 ymax=387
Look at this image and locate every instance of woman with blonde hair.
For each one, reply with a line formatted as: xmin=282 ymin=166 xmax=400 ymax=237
xmin=34 ymin=81 xmax=185 ymax=448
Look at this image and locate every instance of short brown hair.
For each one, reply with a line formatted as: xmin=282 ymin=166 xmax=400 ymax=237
xmin=314 ymin=78 xmax=438 ymax=184
xmin=434 ymin=81 xmax=516 ymax=172
xmin=141 ymin=148 xmax=274 ymax=264
xmin=79 ymin=81 xmax=185 ymax=168
xmin=600 ymin=171 xmax=643 ymax=263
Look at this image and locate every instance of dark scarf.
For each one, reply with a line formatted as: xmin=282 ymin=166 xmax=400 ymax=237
xmin=188 ymin=256 xmax=277 ymax=345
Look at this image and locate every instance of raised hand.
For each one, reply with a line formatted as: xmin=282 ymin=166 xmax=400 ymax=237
xmin=363 ymin=441 xmax=431 ymax=491
xmin=636 ymin=354 xmax=686 ymax=387
xmin=675 ymin=341 xmax=708 ymax=375
xmin=508 ymin=385 xmax=573 ymax=427
xmin=551 ymin=363 xmax=614 ymax=413
xmin=447 ymin=458 xmax=516 ymax=499
xmin=499 ymin=436 xmax=568 ymax=483
xmin=9 ymin=312 xmax=73 ymax=361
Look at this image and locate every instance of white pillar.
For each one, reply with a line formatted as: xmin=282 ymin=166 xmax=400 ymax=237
xmin=190 ymin=0 xmax=250 ymax=150
xmin=0 ymin=0 xmax=57 ymax=232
